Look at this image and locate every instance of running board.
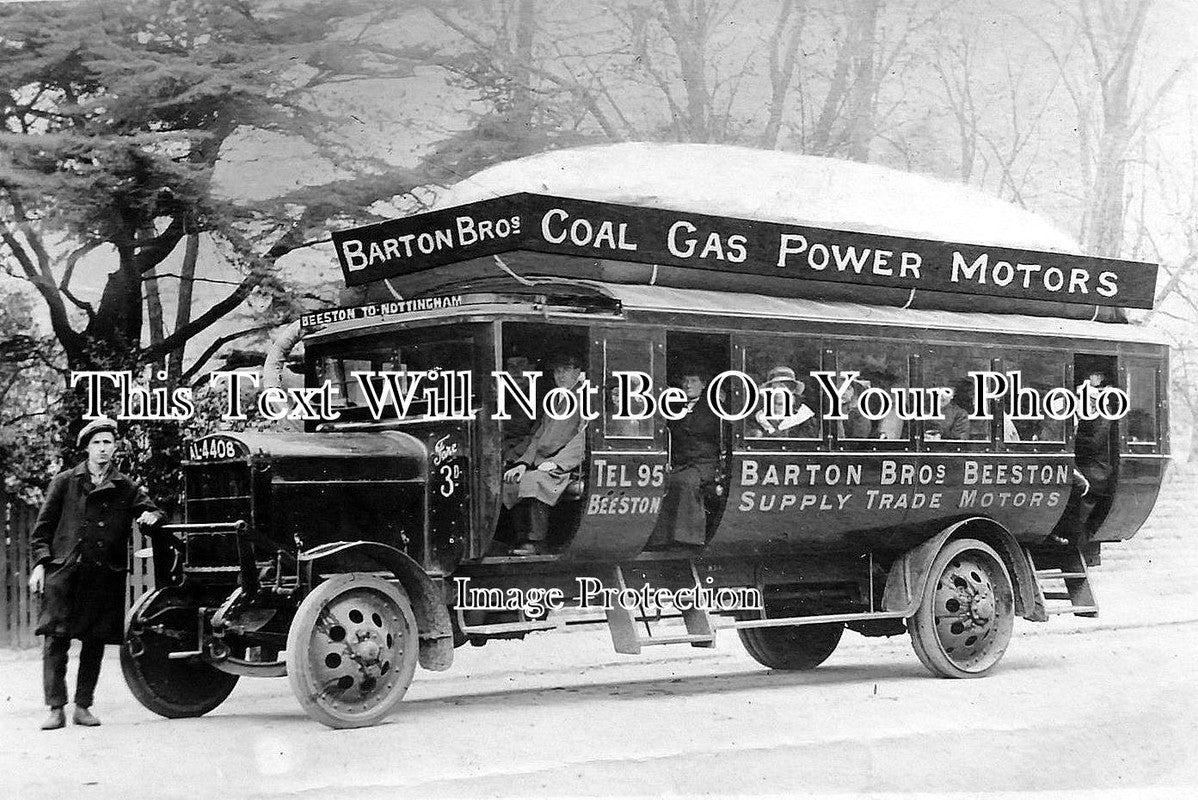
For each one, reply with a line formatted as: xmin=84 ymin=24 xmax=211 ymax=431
xmin=455 ymin=608 xmax=560 ymax=637
xmin=603 ymin=565 xmax=910 ymax=654
xmin=1028 ymin=547 xmax=1099 ymax=618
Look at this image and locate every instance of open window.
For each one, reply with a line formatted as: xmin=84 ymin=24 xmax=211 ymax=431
xmin=497 ymin=322 xmax=590 ymax=464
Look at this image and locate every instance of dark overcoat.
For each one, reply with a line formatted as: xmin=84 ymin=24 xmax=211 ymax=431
xmin=649 ymin=399 xmax=724 ymax=547
xmin=31 ymin=461 xmax=160 ymax=643
xmin=1075 ymin=417 xmax=1116 ymax=496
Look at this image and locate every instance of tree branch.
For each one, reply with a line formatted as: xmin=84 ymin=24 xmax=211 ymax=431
xmin=180 ymin=323 xmax=275 ymax=384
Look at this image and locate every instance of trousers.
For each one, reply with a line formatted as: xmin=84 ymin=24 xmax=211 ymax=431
xmin=43 ymin=635 xmax=105 ymax=709
xmin=513 ymin=499 xmax=551 ymax=542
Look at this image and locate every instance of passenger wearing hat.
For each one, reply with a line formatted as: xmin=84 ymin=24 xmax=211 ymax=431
xmin=28 ymin=416 xmax=163 ymax=730
xmin=1050 ymin=367 xmax=1118 ymax=546
xmin=502 ymin=352 xmax=588 ymax=555
xmin=750 ymin=366 xmax=817 ymax=439
xmin=647 ymin=367 xmax=724 ymax=549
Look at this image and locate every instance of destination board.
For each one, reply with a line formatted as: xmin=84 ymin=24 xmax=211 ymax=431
xmin=331 ymin=193 xmax=1158 ymax=308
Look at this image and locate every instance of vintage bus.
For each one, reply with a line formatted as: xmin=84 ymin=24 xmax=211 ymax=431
xmin=120 ymin=145 xmax=1168 ymax=728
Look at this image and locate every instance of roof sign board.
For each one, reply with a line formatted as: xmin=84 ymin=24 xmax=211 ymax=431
xmin=299 ymin=296 xmax=464 ymax=330
xmin=331 ymin=193 xmax=1158 ymax=309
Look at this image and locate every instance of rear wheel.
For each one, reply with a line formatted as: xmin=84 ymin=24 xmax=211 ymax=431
xmin=286 ymin=573 xmax=419 ymax=729
xmin=908 ymin=538 xmax=1014 ymax=678
xmin=121 ymin=589 xmax=239 ymax=718
xmin=738 ymin=622 xmax=844 ymax=670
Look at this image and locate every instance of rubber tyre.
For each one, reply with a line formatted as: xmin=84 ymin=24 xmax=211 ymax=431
xmin=286 ymin=573 xmax=419 ymax=729
xmin=738 ymin=622 xmax=844 ymax=670
xmin=909 ymin=538 xmax=1015 ymax=679
xmin=121 ymin=589 xmax=239 ymax=718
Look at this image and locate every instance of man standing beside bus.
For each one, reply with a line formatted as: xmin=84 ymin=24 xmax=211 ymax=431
xmin=28 ymin=417 xmax=163 ymax=730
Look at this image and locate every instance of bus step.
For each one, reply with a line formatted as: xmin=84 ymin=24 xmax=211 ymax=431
xmin=1026 ymin=547 xmax=1098 ymax=619
xmin=638 ymin=634 xmax=719 ymax=647
xmin=605 ymin=565 xmax=717 ymax=655
xmin=1046 ymin=605 xmax=1099 ymax=617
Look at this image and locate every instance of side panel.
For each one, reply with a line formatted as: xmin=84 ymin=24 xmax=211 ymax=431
xmin=713 ymin=452 xmax=1074 ymax=555
xmin=1090 ymin=454 xmax=1167 ymax=543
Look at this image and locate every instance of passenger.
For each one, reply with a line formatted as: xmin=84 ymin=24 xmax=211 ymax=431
xmin=1069 ymin=369 xmax=1117 ymax=541
xmin=502 ymin=352 xmax=588 ymax=555
xmin=500 ymin=354 xmax=539 ymax=464
xmin=1047 ymin=369 xmax=1117 ymax=547
xmin=937 ymin=378 xmax=973 ymax=441
xmin=838 ymin=376 xmax=873 ymax=439
xmin=647 ymin=368 xmax=722 ymax=549
xmin=865 ymin=369 xmax=905 ymax=440
xmin=749 ymin=366 xmax=816 ymax=438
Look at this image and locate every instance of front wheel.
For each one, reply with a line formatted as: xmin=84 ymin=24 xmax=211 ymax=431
xmin=286 ymin=573 xmax=419 ymax=729
xmin=908 ymin=538 xmax=1015 ymax=678
xmin=738 ymin=623 xmax=843 ymax=670
xmin=121 ymin=589 xmax=239 ymax=718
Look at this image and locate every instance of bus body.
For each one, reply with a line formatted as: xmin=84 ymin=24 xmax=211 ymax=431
xmin=120 ymin=147 xmax=1167 ymax=728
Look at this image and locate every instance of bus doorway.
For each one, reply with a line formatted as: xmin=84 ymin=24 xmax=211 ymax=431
xmin=1055 ymin=354 xmax=1120 ymax=544
xmin=644 ymin=331 xmax=732 ymax=550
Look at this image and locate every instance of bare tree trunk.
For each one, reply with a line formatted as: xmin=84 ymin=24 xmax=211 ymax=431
xmin=510 ymin=0 xmax=536 ymax=137
xmin=167 ymin=232 xmax=199 ymax=386
xmin=661 ymin=0 xmax=712 ymax=142
xmin=144 ymin=266 xmax=166 ymax=372
xmin=843 ymin=0 xmax=881 ymax=161
xmin=1079 ymin=0 xmax=1151 ymax=257
xmin=759 ymin=0 xmax=805 ymax=150
xmin=810 ymin=0 xmax=882 ymax=158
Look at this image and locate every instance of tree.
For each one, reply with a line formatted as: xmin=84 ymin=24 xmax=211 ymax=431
xmin=0 ymin=0 xmax=434 ymax=493
xmin=0 ymin=286 xmax=64 ymax=502
xmin=0 ymin=0 xmax=427 ymax=378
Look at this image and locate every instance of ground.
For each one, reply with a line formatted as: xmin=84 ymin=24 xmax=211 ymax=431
xmin=3 ymin=469 xmax=1196 ymax=798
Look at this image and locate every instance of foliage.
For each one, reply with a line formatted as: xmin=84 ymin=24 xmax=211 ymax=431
xmin=0 ymin=288 xmax=63 ymax=503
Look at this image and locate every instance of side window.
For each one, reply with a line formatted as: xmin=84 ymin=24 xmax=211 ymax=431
xmin=742 ymin=334 xmax=821 ymax=440
xmin=1126 ymin=362 xmax=1159 ymax=445
xmin=603 ymin=336 xmax=655 ymax=439
xmin=837 ymin=340 xmax=911 ymax=441
xmin=922 ymin=345 xmax=992 ymax=443
xmin=499 ymin=322 xmax=590 ymax=463
xmin=1003 ymin=353 xmax=1067 ymax=444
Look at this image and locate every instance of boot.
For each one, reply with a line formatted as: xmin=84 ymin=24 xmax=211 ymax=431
xmin=72 ymin=705 xmax=101 ymax=727
xmin=40 ymin=707 xmax=65 ymax=730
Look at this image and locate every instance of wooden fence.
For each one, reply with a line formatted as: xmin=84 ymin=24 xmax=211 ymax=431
xmin=2 ymin=494 xmax=155 ymax=649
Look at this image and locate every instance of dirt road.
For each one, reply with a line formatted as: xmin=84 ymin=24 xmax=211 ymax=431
xmin=3 ymin=604 xmax=1196 ymax=798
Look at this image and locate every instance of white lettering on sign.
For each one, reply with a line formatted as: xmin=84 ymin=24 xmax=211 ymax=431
xmin=735 ymin=458 xmax=1071 ymax=513
xmin=950 ymin=252 xmax=1118 ymax=298
xmin=776 ymin=234 xmax=923 ymax=279
xmin=339 ymin=216 xmax=521 ymax=271
xmin=666 ymin=220 xmax=747 ymax=263
xmin=585 ymin=493 xmax=664 ymax=515
xmin=540 ymin=208 xmax=638 ymax=251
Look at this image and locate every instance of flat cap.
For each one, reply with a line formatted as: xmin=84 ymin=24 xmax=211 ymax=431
xmin=77 ymin=416 xmax=119 ymax=448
